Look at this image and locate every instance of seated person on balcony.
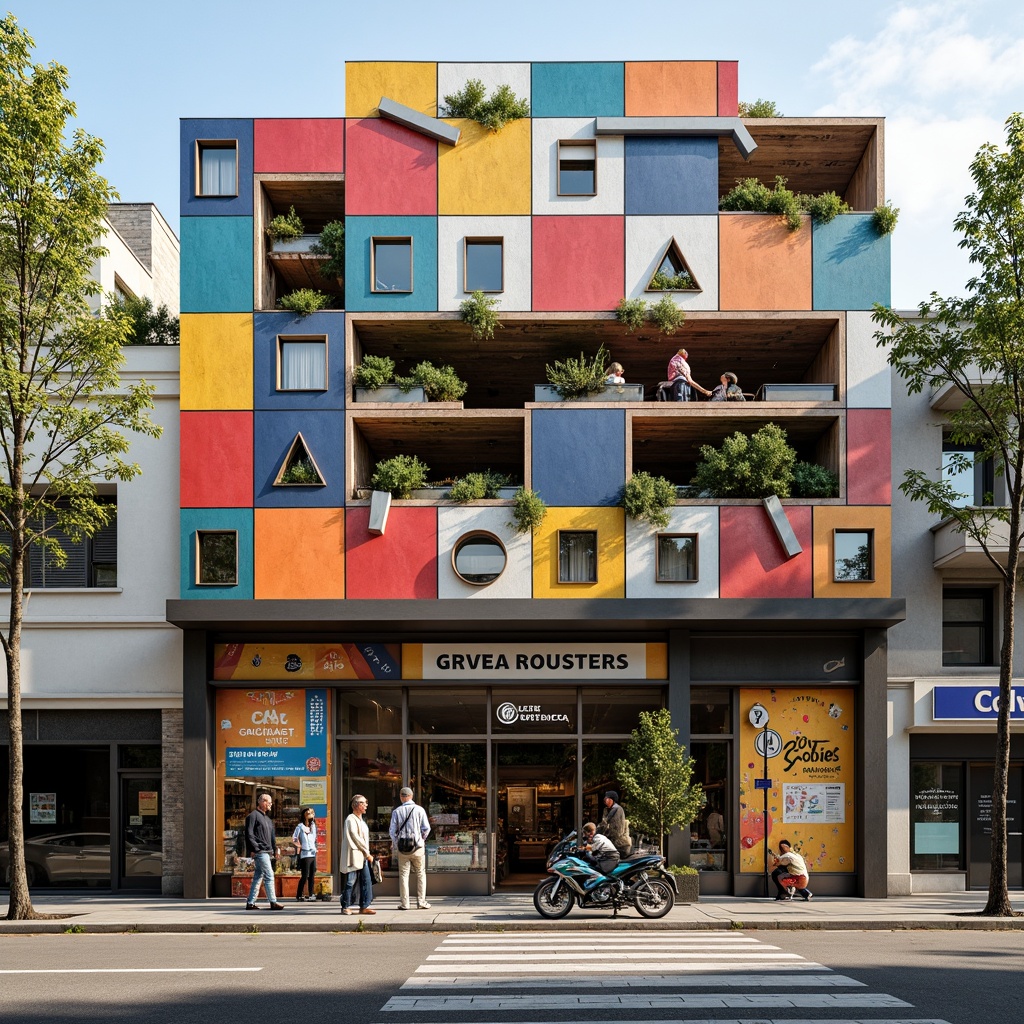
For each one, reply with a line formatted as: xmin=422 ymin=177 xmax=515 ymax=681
xmin=577 ymin=822 xmax=620 ymax=876
xmin=605 ymin=362 xmax=625 ymax=384
xmin=659 ymin=348 xmax=710 ymax=402
xmin=710 ymin=372 xmax=746 ymax=402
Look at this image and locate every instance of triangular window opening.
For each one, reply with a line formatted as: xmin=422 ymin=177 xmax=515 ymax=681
xmin=274 ymin=432 xmax=326 ymax=487
xmin=646 ymin=239 xmax=701 ymax=292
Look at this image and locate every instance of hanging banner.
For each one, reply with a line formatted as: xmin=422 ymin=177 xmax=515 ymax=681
xmin=217 ymin=689 xmax=329 ymax=775
xmin=213 ymin=643 xmax=400 ymax=681
xmin=739 ymin=687 xmax=855 ymax=874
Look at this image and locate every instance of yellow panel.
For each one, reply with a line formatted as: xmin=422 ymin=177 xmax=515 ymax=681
xmin=403 ymin=644 xmax=423 ymax=681
xmin=346 ymin=62 xmax=437 ymax=118
xmin=532 ymin=506 xmax=625 ymax=599
xmin=645 ymin=643 xmax=668 ymax=680
xmin=812 ymin=505 xmax=891 ymax=598
xmin=438 ymin=117 xmax=532 ymax=215
xmin=180 ymin=313 xmax=253 ymax=411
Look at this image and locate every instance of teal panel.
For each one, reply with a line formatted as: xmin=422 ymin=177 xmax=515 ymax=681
xmin=812 ymin=214 xmax=890 ymax=311
xmin=345 ymin=216 xmax=438 ymax=312
xmin=532 ymin=62 xmax=624 ymax=117
xmin=181 ymin=217 xmax=254 ymax=313
xmin=180 ymin=507 xmax=254 ymax=599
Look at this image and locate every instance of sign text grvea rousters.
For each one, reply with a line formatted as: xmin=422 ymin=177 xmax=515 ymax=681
xmin=420 ymin=643 xmax=658 ymax=680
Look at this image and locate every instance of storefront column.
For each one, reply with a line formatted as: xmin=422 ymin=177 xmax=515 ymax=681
xmin=886 ymin=680 xmax=914 ymax=895
xmin=667 ymin=628 xmax=691 ymax=867
xmin=861 ymin=627 xmax=889 ymax=897
xmin=182 ymin=629 xmax=214 ymax=898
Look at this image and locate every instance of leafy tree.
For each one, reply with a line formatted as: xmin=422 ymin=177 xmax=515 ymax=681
xmin=0 ymin=14 xmax=162 ymax=920
xmin=738 ymin=98 xmax=782 ymax=118
xmin=689 ymin=423 xmax=797 ymax=498
xmin=614 ymin=709 xmax=703 ymax=857
xmin=107 ymin=294 xmax=179 ymax=345
xmin=873 ymin=112 xmax=1024 ymax=917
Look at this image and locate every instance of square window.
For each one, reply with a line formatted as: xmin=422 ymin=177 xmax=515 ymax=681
xmin=278 ymin=337 xmax=327 ymax=391
xmin=656 ymin=534 xmax=697 ymax=582
xmin=371 ymin=237 xmax=413 ymax=293
xmin=942 ymin=443 xmax=996 ymax=508
xmin=464 ymin=238 xmax=503 ymax=293
xmin=558 ymin=530 xmax=597 ymax=583
xmin=833 ymin=529 xmax=873 ymax=582
xmin=197 ymin=531 xmax=238 ymax=586
xmin=942 ymin=587 xmax=995 ymax=666
xmin=558 ymin=141 xmax=596 ymax=196
xmin=196 ymin=141 xmax=238 ymax=197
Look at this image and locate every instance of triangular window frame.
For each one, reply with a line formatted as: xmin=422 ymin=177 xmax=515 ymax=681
xmin=646 ymin=238 xmax=702 ymax=293
xmin=273 ymin=432 xmax=326 ymax=487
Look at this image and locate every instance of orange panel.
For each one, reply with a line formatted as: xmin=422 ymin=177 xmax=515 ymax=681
xmin=625 ymin=61 xmax=718 ymax=116
xmin=719 ymin=214 xmax=812 ymax=311
xmin=254 ymin=508 xmax=345 ymax=599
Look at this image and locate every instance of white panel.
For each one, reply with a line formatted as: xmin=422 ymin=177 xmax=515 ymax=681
xmin=437 ymin=506 xmax=532 ymax=599
xmin=436 ymin=216 xmax=532 ymax=312
xmin=532 ymin=118 xmax=624 ymax=216
xmin=625 ymin=506 xmax=719 ymax=599
xmin=625 ymin=216 xmax=719 ymax=311
xmin=846 ymin=310 xmax=892 ymax=408
xmin=437 ymin=63 xmax=532 ymax=115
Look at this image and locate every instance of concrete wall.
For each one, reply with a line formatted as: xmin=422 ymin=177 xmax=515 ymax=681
xmin=104 ymin=204 xmax=181 ymax=314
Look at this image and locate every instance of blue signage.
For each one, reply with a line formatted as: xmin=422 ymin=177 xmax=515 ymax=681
xmin=933 ymin=684 xmax=1024 ymax=721
xmin=754 ymin=778 xmax=773 ymax=790
xmin=223 ymin=688 xmax=329 ymax=774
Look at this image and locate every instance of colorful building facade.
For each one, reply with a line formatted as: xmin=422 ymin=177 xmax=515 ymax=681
xmin=171 ymin=60 xmax=903 ymax=898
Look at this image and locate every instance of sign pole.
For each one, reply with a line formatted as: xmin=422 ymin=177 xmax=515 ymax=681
xmin=762 ymin=722 xmax=769 ymax=899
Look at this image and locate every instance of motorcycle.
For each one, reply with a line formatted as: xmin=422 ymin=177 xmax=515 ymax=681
xmin=532 ymin=829 xmax=677 ymax=919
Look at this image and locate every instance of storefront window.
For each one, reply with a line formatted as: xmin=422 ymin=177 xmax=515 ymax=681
xmin=493 ymin=689 xmax=576 ymax=734
xmin=339 ymin=690 xmax=402 ymax=734
xmin=581 ymin=742 xmax=625 ymax=828
xmin=912 ymin=762 xmax=964 ymax=871
xmin=691 ymin=688 xmax=731 ymax=734
xmin=221 ymin=777 xmax=302 ymax=873
xmin=119 ymin=745 xmax=161 ymax=770
xmin=409 ymin=742 xmax=488 ymax=872
xmin=689 ymin=740 xmax=729 ymax=872
xmin=582 ymin=687 xmax=662 ymax=733
xmin=341 ymin=741 xmax=402 ymax=871
xmin=409 ymin=689 xmax=486 ymax=734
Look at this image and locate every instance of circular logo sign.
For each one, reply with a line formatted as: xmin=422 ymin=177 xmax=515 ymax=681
xmin=496 ymin=702 xmax=519 ymax=724
xmin=754 ymin=729 xmax=783 ymax=758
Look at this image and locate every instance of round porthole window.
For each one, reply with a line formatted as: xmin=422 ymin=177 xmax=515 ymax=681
xmin=452 ymin=531 xmax=507 ymax=586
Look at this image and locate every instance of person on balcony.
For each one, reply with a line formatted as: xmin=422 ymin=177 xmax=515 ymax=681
xmin=659 ymin=348 xmax=710 ymax=401
xmin=710 ymin=371 xmax=746 ymax=402
xmin=605 ymin=362 xmax=625 ymax=384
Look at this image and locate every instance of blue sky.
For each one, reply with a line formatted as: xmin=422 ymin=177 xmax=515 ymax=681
xmin=23 ymin=0 xmax=1024 ymax=308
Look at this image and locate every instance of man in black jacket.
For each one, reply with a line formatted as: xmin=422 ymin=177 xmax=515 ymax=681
xmin=244 ymin=792 xmax=284 ymax=910
xmin=596 ymin=790 xmax=631 ymax=858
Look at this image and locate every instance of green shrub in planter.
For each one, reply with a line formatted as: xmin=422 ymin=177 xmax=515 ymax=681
xmin=448 ymin=470 xmax=510 ymax=503
xmin=353 ymin=354 xmax=396 ymax=390
xmin=690 ymin=422 xmax=797 ymax=498
xmin=649 ymin=295 xmax=686 ymax=336
xmin=545 ymin=343 xmax=609 ymax=400
xmin=508 ymin=486 xmax=547 ymax=534
xmin=395 ymin=360 xmax=468 ymax=402
xmin=622 ymin=472 xmax=677 ymax=529
xmin=442 ymin=78 xmax=530 ymax=132
xmin=279 ymin=288 xmax=329 ymax=316
xmin=371 ymin=455 xmax=430 ymax=498
xmin=459 ymin=290 xmax=502 ymax=340
xmin=279 ymin=458 xmax=320 ymax=485
xmin=616 ymin=297 xmax=648 ymax=334
xmin=872 ymin=201 xmax=899 ymax=235
xmin=800 ymin=190 xmax=850 ymax=224
xmin=792 ymin=461 xmax=839 ymax=498
xmin=650 ymin=269 xmax=696 ymax=290
xmin=665 ymin=863 xmax=700 ymax=903
xmin=310 ymin=219 xmax=345 ymax=278
xmin=720 ymin=175 xmax=851 ymax=231
xmin=266 ymin=206 xmax=303 ymax=242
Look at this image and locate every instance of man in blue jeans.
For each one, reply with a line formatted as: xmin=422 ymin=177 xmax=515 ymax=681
xmin=244 ymin=792 xmax=285 ymax=910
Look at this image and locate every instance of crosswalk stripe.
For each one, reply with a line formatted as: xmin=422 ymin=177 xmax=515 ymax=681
xmin=413 ymin=961 xmax=832 ymax=973
xmin=402 ymin=973 xmax=864 ymax=989
xmin=437 ymin=942 xmax=766 ymax=950
xmin=440 ymin=934 xmax=760 ymax=941
xmin=426 ymin=951 xmax=798 ymax=961
xmin=373 ymin=1019 xmax=952 ymax=1024
xmin=381 ymin=993 xmax=913 ymax=1011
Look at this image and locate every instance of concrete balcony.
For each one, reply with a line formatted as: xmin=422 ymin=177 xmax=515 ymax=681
xmin=932 ymin=513 xmax=1013 ymax=569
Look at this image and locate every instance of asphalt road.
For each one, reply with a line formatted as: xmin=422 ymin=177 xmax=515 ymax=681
xmin=0 ymin=928 xmax=1020 ymax=1023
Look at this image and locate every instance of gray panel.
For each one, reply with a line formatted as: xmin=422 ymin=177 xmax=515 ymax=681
xmin=690 ymin=634 xmax=861 ymax=682
xmin=911 ymin=733 xmax=1024 ymax=759
xmin=182 ymin=630 xmax=214 ymax=899
xmin=378 ymin=96 xmax=461 ymax=146
xmin=0 ymin=709 xmax=160 ymax=743
xmin=594 ymin=116 xmax=757 ymax=160
xmin=861 ymin=627 xmax=888 ymax=898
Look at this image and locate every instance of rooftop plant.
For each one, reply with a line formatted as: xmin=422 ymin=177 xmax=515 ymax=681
xmin=737 ymin=98 xmax=782 ymax=117
xmin=395 ymin=360 xmax=468 ymax=402
xmin=266 ymin=206 xmax=304 ymax=242
xmin=872 ymin=201 xmax=899 ymax=235
xmin=719 ymin=175 xmax=851 ymax=231
xmin=352 ymin=354 xmax=396 ymax=390
xmin=459 ymin=290 xmax=502 ymax=340
xmin=279 ymin=288 xmax=329 ymax=315
xmin=448 ymin=470 xmax=511 ymax=503
xmin=688 ymin=423 xmax=797 ymax=498
xmin=442 ymin=78 xmax=530 ymax=132
xmin=545 ymin=343 xmax=610 ymax=400
xmin=622 ymin=471 xmax=677 ymax=529
xmin=371 ymin=454 xmax=430 ymax=498
xmin=508 ymin=486 xmax=547 ymax=534
xmin=310 ymin=219 xmax=345 ymax=278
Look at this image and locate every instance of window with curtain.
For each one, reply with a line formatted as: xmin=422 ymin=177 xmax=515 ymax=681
xmin=558 ymin=530 xmax=597 ymax=583
xmin=656 ymin=534 xmax=697 ymax=582
xmin=279 ymin=338 xmax=327 ymax=391
xmin=198 ymin=143 xmax=237 ymax=197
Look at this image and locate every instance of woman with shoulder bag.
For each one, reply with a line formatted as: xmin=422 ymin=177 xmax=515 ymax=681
xmin=291 ymin=807 xmax=317 ymax=902
xmin=340 ymin=794 xmax=375 ymax=915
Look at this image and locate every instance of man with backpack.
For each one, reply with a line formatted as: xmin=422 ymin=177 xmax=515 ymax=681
xmin=389 ymin=787 xmax=432 ymax=910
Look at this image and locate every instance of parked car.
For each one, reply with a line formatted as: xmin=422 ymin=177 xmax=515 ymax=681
xmin=0 ymin=832 xmax=162 ymax=886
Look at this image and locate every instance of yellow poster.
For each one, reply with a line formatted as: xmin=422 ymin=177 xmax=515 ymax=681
xmin=739 ymin=688 xmax=855 ymax=873
xmin=138 ymin=791 xmax=158 ymax=816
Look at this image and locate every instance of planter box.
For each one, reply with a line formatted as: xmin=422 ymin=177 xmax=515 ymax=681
xmin=269 ymin=234 xmax=319 ymax=253
xmin=533 ymin=384 xmax=645 ymax=403
xmin=758 ymin=383 xmax=837 ymax=402
xmin=674 ymin=871 xmax=700 ymax=904
xmin=353 ymin=385 xmax=427 ymax=403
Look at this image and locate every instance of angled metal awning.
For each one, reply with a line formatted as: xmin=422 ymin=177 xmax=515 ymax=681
xmin=378 ymin=96 xmax=461 ymax=146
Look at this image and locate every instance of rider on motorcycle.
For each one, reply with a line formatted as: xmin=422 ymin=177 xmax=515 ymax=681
xmin=577 ymin=822 xmax=620 ymax=878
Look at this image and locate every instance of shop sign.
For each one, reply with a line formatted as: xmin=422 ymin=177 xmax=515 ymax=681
xmin=495 ymin=701 xmax=571 ymax=726
xmin=217 ymin=688 xmax=329 ymax=775
xmin=411 ymin=642 xmax=667 ymax=680
xmin=213 ymin=642 xmax=399 ymax=681
xmin=933 ymin=684 xmax=1024 ymax=721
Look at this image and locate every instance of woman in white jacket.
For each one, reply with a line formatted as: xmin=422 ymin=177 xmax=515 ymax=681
xmin=340 ymin=794 xmax=375 ymax=915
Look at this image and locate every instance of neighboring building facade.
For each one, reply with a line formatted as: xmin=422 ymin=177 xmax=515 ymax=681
xmin=1 ymin=206 xmax=182 ymax=894
xmin=887 ymin=342 xmax=1024 ymax=893
xmin=172 ymin=60 xmax=901 ymax=899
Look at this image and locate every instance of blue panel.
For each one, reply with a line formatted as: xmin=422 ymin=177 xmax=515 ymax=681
xmin=180 ymin=507 xmax=254 ymax=599
xmin=531 ymin=409 xmax=625 ymax=507
xmin=812 ymin=214 xmax=891 ymax=311
xmin=180 ymin=118 xmax=254 ymax=216
xmin=180 ymin=217 xmax=254 ymax=312
xmin=625 ymin=137 xmax=718 ymax=215
xmin=253 ymin=410 xmax=346 ymax=508
xmin=345 ymin=216 xmax=438 ymax=312
xmin=532 ymin=62 xmax=624 ymax=118
xmin=253 ymin=311 xmax=346 ymax=410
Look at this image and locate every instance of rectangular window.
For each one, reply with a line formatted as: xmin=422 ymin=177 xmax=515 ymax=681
xmin=833 ymin=529 xmax=874 ymax=582
xmin=558 ymin=530 xmax=597 ymax=583
xmin=942 ymin=443 xmax=996 ymax=507
xmin=197 ymin=531 xmax=238 ymax=586
xmin=656 ymin=534 xmax=697 ymax=582
xmin=464 ymin=238 xmax=503 ymax=292
xmin=16 ymin=498 xmax=117 ymax=589
xmin=196 ymin=141 xmax=238 ymax=197
xmin=278 ymin=337 xmax=327 ymax=391
xmin=942 ymin=587 xmax=995 ymax=666
xmin=911 ymin=762 xmax=963 ymax=871
xmin=557 ymin=141 xmax=597 ymax=196
xmin=371 ymin=237 xmax=413 ymax=293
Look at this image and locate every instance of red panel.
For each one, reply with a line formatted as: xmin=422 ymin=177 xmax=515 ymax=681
xmin=344 ymin=119 xmax=437 ymax=216
xmin=717 ymin=62 xmax=738 ymax=117
xmin=847 ymin=408 xmax=892 ymax=505
xmin=253 ymin=119 xmax=344 ymax=172
xmin=719 ymin=505 xmax=812 ymax=598
xmin=180 ymin=412 xmax=253 ymax=508
xmin=345 ymin=507 xmax=438 ymax=599
xmin=532 ymin=217 xmax=624 ymax=312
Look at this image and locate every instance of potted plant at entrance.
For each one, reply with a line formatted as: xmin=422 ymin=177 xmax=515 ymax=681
xmin=665 ymin=863 xmax=700 ymax=903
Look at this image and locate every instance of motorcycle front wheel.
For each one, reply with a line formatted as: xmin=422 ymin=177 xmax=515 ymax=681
xmin=634 ymin=876 xmax=675 ymax=919
xmin=533 ymin=877 xmax=575 ymax=919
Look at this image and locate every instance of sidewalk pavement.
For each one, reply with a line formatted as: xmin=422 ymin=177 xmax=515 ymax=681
xmin=2 ymin=891 xmax=1023 ymax=934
